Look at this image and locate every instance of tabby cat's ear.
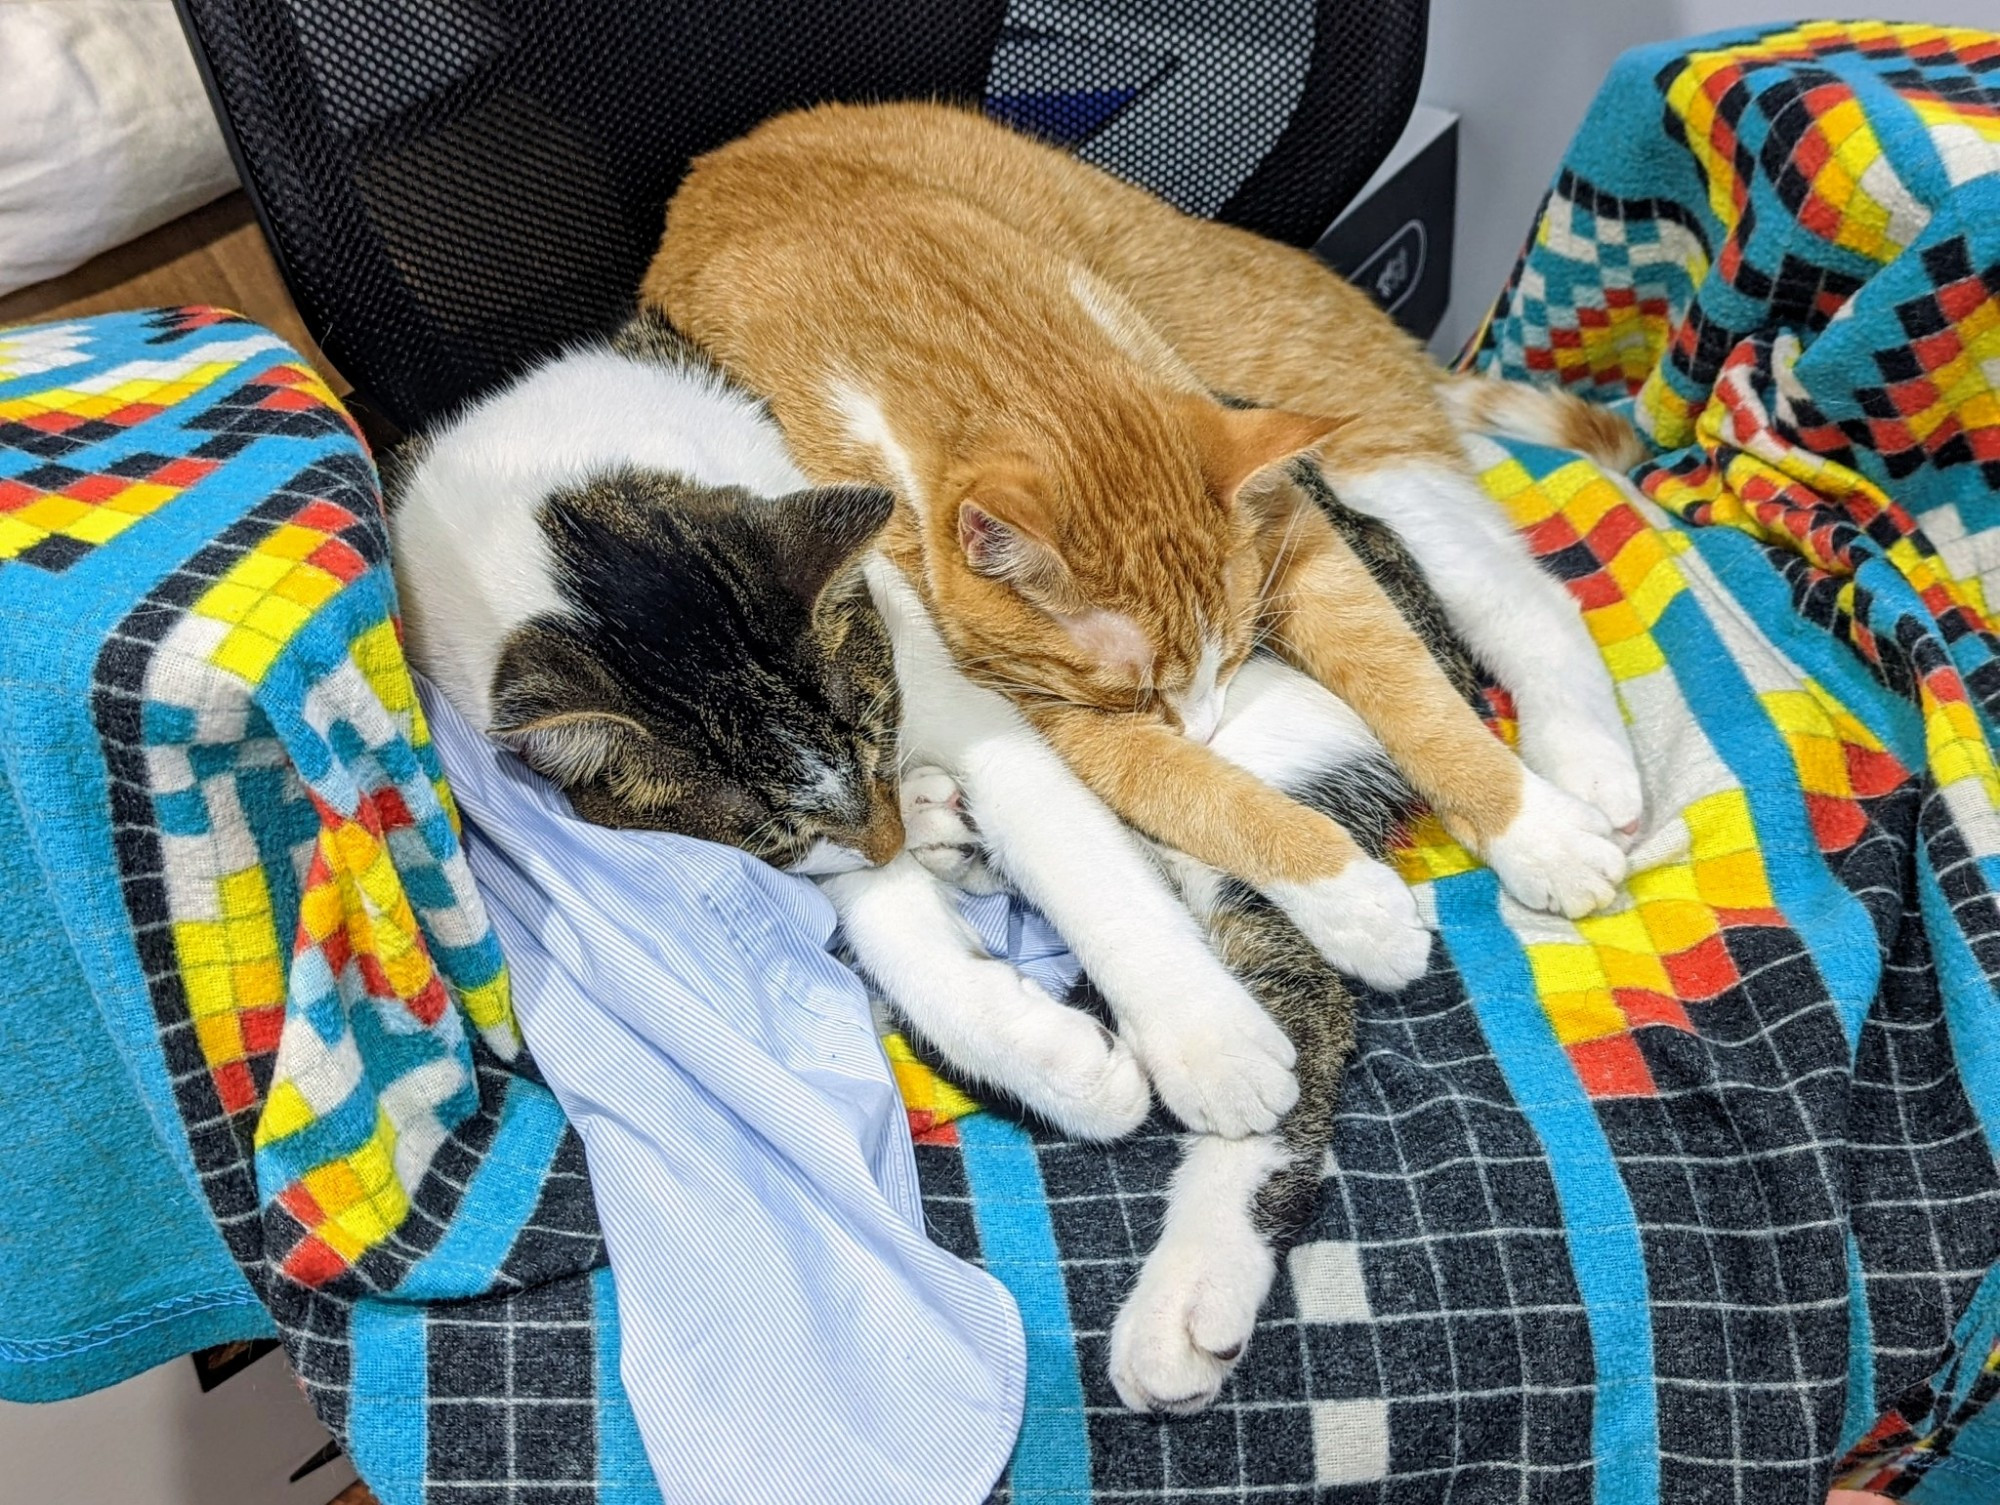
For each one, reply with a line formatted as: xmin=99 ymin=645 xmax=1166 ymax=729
xmin=1182 ymin=398 xmax=1344 ymax=511
xmin=957 ymin=478 xmax=1075 ymax=609
xmin=490 ymin=709 xmax=649 ymax=788
xmin=489 ymin=625 xmax=650 ymax=788
xmin=767 ymin=485 xmax=896 ymax=608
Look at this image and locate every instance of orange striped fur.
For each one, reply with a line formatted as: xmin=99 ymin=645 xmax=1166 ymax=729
xmin=643 ymin=101 xmax=1587 ymax=884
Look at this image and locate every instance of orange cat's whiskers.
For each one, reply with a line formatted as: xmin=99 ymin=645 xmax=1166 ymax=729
xmin=1253 ymin=586 xmax=1314 ymax=636
xmin=948 ymin=651 xmax=1032 ymax=671
xmin=971 ymin=672 xmax=1078 ymax=709
xmin=1257 ymin=503 xmax=1314 ymax=604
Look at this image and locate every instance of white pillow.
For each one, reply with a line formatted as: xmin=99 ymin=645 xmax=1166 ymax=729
xmin=0 ymin=0 xmax=238 ymax=297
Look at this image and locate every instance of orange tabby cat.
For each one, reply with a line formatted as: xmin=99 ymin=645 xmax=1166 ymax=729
xmin=643 ymin=101 xmax=1640 ymax=990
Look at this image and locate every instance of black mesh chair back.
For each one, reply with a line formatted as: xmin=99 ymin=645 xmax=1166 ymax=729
xmin=174 ymin=0 xmax=1429 ymax=431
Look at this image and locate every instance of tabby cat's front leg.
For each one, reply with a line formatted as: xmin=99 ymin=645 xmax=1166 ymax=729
xmin=821 ymin=850 xmax=1150 ymax=1141
xmin=1110 ymin=1134 xmax=1287 ymax=1412
xmin=1265 ymin=509 xmax=1628 ymax=918
xmin=1108 ymin=658 xmax=1370 ymax=1413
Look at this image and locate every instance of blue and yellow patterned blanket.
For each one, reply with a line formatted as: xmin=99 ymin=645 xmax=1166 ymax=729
xmin=0 ymin=309 xmax=655 ymax=1496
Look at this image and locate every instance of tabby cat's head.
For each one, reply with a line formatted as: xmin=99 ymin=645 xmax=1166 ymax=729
xmin=491 ymin=472 xmax=903 ymax=873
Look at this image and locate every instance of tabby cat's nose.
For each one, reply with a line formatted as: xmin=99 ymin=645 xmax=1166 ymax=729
xmin=858 ymin=804 xmax=906 ymax=865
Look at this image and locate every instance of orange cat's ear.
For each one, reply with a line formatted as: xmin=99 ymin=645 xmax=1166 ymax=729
xmin=1183 ymin=399 xmax=1344 ymax=509
xmin=957 ymin=483 xmax=1074 ymax=607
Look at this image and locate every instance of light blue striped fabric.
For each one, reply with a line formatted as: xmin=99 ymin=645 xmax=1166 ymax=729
xmin=417 ymin=678 xmax=1026 ymax=1505
xmin=957 ymin=892 xmax=1082 ymax=1004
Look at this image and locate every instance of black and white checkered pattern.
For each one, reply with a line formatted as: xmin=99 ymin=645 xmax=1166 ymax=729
xmin=426 ymin=1279 xmax=603 ymax=1503
xmin=920 ymin=810 xmax=2000 ymax=1501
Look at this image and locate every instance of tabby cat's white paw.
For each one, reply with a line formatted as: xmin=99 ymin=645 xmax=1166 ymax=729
xmin=900 ymin=765 xmax=1004 ymax=894
xmin=979 ymin=973 xmax=1151 ymax=1141
xmin=1482 ymin=775 xmax=1628 ymax=917
xmin=1125 ymin=986 xmax=1298 ymax=1139
xmin=1520 ymin=715 xmax=1644 ymax=836
xmin=1267 ymin=861 xmax=1433 ymax=990
xmin=1109 ymin=1213 xmax=1276 ymax=1414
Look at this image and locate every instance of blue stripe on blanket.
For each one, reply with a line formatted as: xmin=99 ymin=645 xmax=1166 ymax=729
xmin=1673 ymin=530 xmax=1931 ymax=1019
xmin=1921 ymin=861 xmax=2000 ymax=1164
xmin=960 ymin=1112 xmax=1091 ymax=1502
xmin=1648 ymin=588 xmax=1886 ymax=1012
xmin=350 ymin=1299 xmax=428 ymax=1495
xmin=403 ymin=1076 xmax=567 ymax=1300
xmin=1441 ymin=870 xmax=1661 ymax=1502
xmin=591 ymin=1268 xmax=662 ymax=1502
xmin=1847 ymin=1234 xmax=1878 ymax=1453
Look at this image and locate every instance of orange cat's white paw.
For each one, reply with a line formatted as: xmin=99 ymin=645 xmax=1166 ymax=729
xmin=1267 ymin=862 xmax=1433 ymax=991
xmin=1126 ymin=984 xmax=1298 ymax=1139
xmin=901 ymin=765 xmax=1004 ymax=894
xmin=1483 ymin=776 xmax=1628 ymax=917
xmin=1520 ymin=715 xmax=1645 ymax=836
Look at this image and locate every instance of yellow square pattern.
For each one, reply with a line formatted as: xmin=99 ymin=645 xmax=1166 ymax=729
xmin=300 ymin=1109 xmax=410 ymax=1260
xmin=192 ymin=533 xmax=350 ymax=688
xmin=258 ymin=1080 xmax=316 ymax=1147
xmin=885 ymin=1032 xmax=982 ymax=1129
xmin=171 ymin=866 xmax=282 ymax=1060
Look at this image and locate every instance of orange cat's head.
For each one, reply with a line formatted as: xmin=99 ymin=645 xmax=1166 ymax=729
xmin=923 ymin=394 xmax=1339 ymax=739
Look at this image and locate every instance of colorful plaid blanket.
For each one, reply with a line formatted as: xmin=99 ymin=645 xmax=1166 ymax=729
xmin=895 ymin=20 xmax=2000 ymax=1505
xmin=8 ymin=20 xmax=2000 ymax=1505
xmin=0 ymin=310 xmax=656 ymax=1498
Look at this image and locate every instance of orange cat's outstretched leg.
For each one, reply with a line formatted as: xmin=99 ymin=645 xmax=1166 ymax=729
xmin=1261 ymin=506 xmax=1627 ymax=916
xmin=1030 ymin=703 xmax=1435 ymax=991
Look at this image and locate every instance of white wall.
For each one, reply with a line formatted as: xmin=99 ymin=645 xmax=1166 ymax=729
xmin=1419 ymin=0 xmax=2000 ymax=357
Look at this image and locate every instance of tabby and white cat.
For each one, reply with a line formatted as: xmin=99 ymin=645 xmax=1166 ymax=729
xmin=646 ymin=101 xmax=1644 ymax=992
xmin=387 ymin=315 xmax=1295 ymax=1143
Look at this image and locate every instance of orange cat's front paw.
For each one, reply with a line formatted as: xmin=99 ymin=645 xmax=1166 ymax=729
xmin=1520 ymin=710 xmax=1645 ymax=837
xmin=1482 ymin=776 xmax=1628 ymax=917
xmin=1266 ymin=861 xmax=1433 ymax=990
